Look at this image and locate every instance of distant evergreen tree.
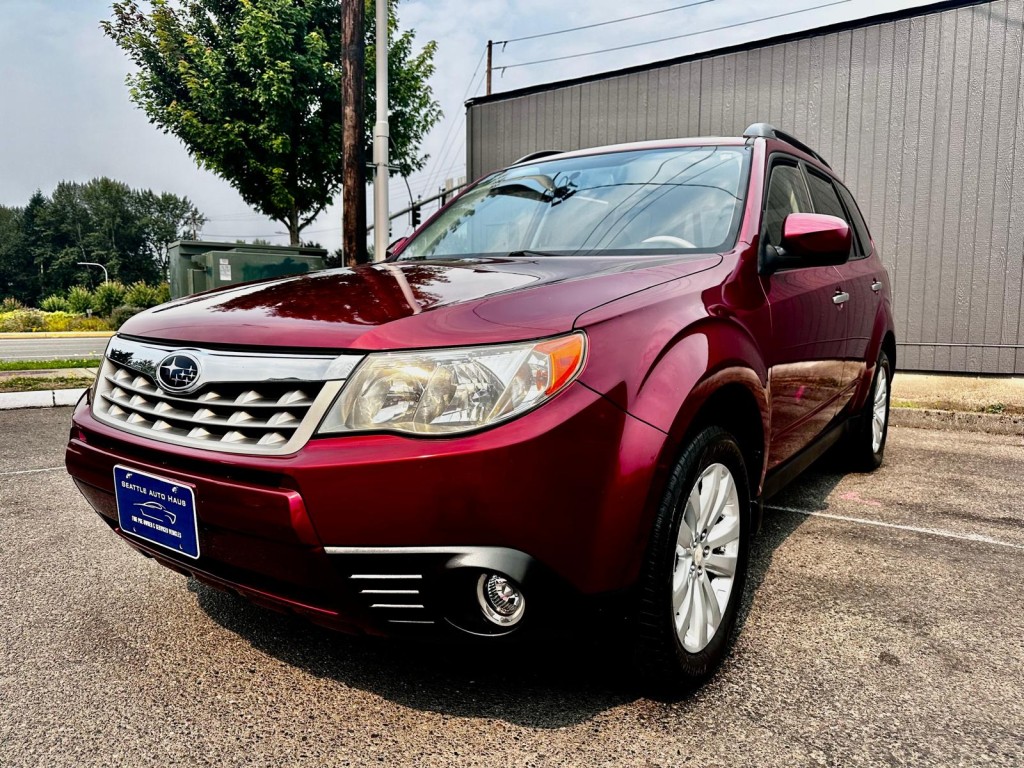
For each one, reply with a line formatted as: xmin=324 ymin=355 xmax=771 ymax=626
xmin=0 ymin=181 xmax=204 ymax=304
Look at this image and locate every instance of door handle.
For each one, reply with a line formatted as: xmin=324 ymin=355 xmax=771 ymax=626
xmin=871 ymin=280 xmax=883 ymax=292
xmin=832 ymin=291 xmax=851 ymax=305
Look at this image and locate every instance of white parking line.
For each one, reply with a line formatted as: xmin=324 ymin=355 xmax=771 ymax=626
xmin=768 ymin=505 xmax=1024 ymax=551
xmin=1 ymin=466 xmax=64 ymax=477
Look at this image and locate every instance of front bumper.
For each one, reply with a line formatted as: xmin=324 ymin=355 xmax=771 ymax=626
xmin=66 ymin=382 xmax=668 ymax=636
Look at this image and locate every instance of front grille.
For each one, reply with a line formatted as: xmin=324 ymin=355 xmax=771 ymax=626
xmin=97 ymin=360 xmax=320 ymax=447
xmin=91 ymin=336 xmax=360 ymax=455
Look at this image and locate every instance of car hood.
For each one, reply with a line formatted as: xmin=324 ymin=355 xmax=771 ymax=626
xmin=123 ymin=254 xmax=723 ymax=350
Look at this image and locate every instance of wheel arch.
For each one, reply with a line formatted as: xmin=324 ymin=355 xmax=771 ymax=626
xmin=636 ymin=365 xmax=769 ymax=559
xmin=676 ymin=380 xmax=767 ymax=504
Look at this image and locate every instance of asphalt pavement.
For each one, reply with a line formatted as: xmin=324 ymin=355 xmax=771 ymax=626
xmin=1 ymin=408 xmax=1022 ymax=767
xmin=0 ymin=336 xmax=111 ymax=362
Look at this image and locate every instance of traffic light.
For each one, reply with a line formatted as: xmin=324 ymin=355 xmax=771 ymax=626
xmin=411 ymin=204 xmax=421 ymax=227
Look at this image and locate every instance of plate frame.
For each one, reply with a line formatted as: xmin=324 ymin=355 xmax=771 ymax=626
xmin=113 ymin=464 xmax=200 ymax=560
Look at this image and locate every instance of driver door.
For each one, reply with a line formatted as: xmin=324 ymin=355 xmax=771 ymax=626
xmin=758 ymin=158 xmax=849 ymax=469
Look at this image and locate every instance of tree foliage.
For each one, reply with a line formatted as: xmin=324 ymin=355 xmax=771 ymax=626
xmin=0 ymin=179 xmax=204 ymax=305
xmin=103 ymin=0 xmax=442 ymax=245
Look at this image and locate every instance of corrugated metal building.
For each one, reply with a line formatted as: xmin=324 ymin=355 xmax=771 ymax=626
xmin=465 ymin=0 xmax=1024 ymax=374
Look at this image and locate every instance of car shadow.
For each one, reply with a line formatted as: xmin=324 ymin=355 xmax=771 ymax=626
xmin=190 ymin=578 xmax=636 ymax=728
xmin=190 ymin=458 xmax=849 ymax=725
xmin=734 ymin=458 xmax=847 ymax=636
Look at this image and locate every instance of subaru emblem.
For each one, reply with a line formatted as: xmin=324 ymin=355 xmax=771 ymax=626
xmin=157 ymin=352 xmax=202 ymax=393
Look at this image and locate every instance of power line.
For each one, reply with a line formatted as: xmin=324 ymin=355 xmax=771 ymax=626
xmin=495 ymin=0 xmax=716 ymax=45
xmin=424 ymin=64 xmax=485 ymax=192
xmin=497 ymin=0 xmax=852 ymax=71
xmin=420 ymin=46 xmax=487 ymax=194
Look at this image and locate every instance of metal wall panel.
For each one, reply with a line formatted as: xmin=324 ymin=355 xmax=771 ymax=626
xmin=466 ymin=0 xmax=1024 ymax=373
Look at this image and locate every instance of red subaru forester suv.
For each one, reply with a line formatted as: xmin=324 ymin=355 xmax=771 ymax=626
xmin=66 ymin=123 xmax=894 ymax=690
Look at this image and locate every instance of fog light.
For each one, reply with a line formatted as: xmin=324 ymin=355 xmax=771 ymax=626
xmin=476 ymin=573 xmax=526 ymax=626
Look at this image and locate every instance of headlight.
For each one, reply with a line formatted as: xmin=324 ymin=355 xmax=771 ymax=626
xmin=317 ymin=332 xmax=586 ymax=436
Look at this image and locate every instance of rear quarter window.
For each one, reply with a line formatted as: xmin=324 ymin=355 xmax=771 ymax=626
xmin=835 ymin=181 xmax=874 ymax=257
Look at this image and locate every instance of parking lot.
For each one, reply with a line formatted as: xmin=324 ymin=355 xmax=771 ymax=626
xmin=1 ymin=407 xmax=1022 ymax=767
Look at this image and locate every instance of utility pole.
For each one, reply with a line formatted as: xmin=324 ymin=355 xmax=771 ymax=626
xmin=341 ymin=0 xmax=367 ymax=266
xmin=486 ymin=40 xmax=493 ymax=95
xmin=372 ymin=0 xmax=389 ymax=262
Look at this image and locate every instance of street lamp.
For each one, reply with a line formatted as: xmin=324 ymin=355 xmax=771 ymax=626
xmin=77 ymin=262 xmax=109 ymax=284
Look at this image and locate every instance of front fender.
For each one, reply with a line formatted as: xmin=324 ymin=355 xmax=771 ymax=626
xmin=577 ymin=299 xmax=771 ymax=572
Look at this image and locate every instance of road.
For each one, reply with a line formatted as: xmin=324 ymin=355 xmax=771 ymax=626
xmin=1 ymin=408 xmax=1022 ymax=767
xmin=0 ymin=336 xmax=110 ymax=362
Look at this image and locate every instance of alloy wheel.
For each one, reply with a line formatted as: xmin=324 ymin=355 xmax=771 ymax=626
xmin=872 ymin=369 xmax=888 ymax=453
xmin=672 ymin=462 xmax=741 ymax=653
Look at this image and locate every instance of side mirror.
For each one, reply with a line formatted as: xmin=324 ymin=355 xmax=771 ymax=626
xmin=386 ymin=237 xmax=408 ymax=258
xmin=761 ymin=213 xmax=852 ymax=274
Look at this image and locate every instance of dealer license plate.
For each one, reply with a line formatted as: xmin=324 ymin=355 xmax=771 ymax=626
xmin=113 ymin=465 xmax=200 ymax=560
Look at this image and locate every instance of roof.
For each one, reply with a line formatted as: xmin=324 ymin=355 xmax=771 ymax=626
xmin=466 ymin=0 xmax=987 ymax=108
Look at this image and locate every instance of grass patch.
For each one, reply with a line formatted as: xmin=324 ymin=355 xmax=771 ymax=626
xmin=891 ymin=397 xmax=1024 ymax=416
xmin=0 ymin=358 xmax=101 ymax=372
xmin=891 ymin=399 xmax=920 ymax=409
xmin=0 ymin=376 xmax=91 ymax=393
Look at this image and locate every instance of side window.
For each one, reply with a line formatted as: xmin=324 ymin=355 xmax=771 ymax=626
xmin=835 ymin=181 xmax=874 ymax=258
xmin=806 ymin=168 xmax=859 ymax=258
xmin=762 ymin=160 xmax=812 ymax=248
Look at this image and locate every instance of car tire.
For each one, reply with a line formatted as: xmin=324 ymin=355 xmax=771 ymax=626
xmin=634 ymin=426 xmax=750 ymax=693
xmin=846 ymin=350 xmax=892 ymax=471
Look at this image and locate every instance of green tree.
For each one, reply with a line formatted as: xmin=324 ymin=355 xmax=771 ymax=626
xmin=1 ymin=180 xmax=204 ymax=303
xmin=103 ymin=0 xmax=442 ymax=246
xmin=138 ymin=190 xmax=206 ymax=277
xmin=0 ymin=206 xmax=32 ymax=303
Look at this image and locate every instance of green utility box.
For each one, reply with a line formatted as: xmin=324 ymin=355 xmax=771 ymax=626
xmin=167 ymin=240 xmax=327 ymax=299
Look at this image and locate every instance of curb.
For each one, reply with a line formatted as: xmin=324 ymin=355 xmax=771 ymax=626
xmin=0 ymin=388 xmax=86 ymax=410
xmin=0 ymin=368 xmax=97 ymax=380
xmin=0 ymin=332 xmax=114 ymax=339
xmin=891 ymin=407 xmax=1024 ymax=437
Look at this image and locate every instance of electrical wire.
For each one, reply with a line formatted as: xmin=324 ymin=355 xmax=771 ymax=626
xmin=497 ymin=0 xmax=852 ymax=70
xmin=419 ymin=46 xmax=489 ymax=195
xmin=495 ymin=0 xmax=716 ymax=45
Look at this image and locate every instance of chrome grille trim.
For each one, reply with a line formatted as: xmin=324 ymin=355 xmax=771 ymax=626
xmin=106 ymin=335 xmax=361 ymax=383
xmin=91 ymin=336 xmax=361 ymax=455
xmin=342 ymin=573 xmax=429 ymax=613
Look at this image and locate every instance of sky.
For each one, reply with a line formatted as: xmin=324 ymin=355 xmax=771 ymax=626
xmin=0 ymin=0 xmax=937 ymax=254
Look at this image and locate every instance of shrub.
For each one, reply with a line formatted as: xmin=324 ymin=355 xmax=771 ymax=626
xmin=125 ymin=281 xmax=160 ymax=309
xmin=0 ymin=309 xmax=46 ymax=332
xmin=0 ymin=309 xmax=113 ymax=332
xmin=66 ymin=286 xmax=94 ymax=314
xmin=1 ymin=297 xmax=25 ymax=312
xmin=40 ymin=311 xmax=76 ymax=332
xmin=40 ymin=294 xmax=71 ymax=313
xmin=70 ymin=316 xmax=112 ymax=331
xmin=91 ymin=281 xmax=127 ymax=317
xmin=155 ymin=282 xmax=171 ymax=304
xmin=110 ymin=305 xmax=144 ymax=330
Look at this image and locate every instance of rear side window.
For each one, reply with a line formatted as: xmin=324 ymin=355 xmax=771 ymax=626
xmin=762 ymin=160 xmax=812 ymax=247
xmin=806 ymin=169 xmax=847 ymax=220
xmin=835 ymin=181 xmax=874 ymax=257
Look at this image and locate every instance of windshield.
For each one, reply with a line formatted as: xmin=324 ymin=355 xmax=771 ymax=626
xmin=399 ymin=145 xmax=750 ymax=260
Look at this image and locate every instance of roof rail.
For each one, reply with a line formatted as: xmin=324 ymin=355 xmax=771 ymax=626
xmin=743 ymin=122 xmax=830 ymax=169
xmin=512 ymin=150 xmax=563 ymax=165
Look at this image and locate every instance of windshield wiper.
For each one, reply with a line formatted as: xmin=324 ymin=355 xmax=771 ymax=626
xmin=506 ymin=249 xmax=565 ymax=258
